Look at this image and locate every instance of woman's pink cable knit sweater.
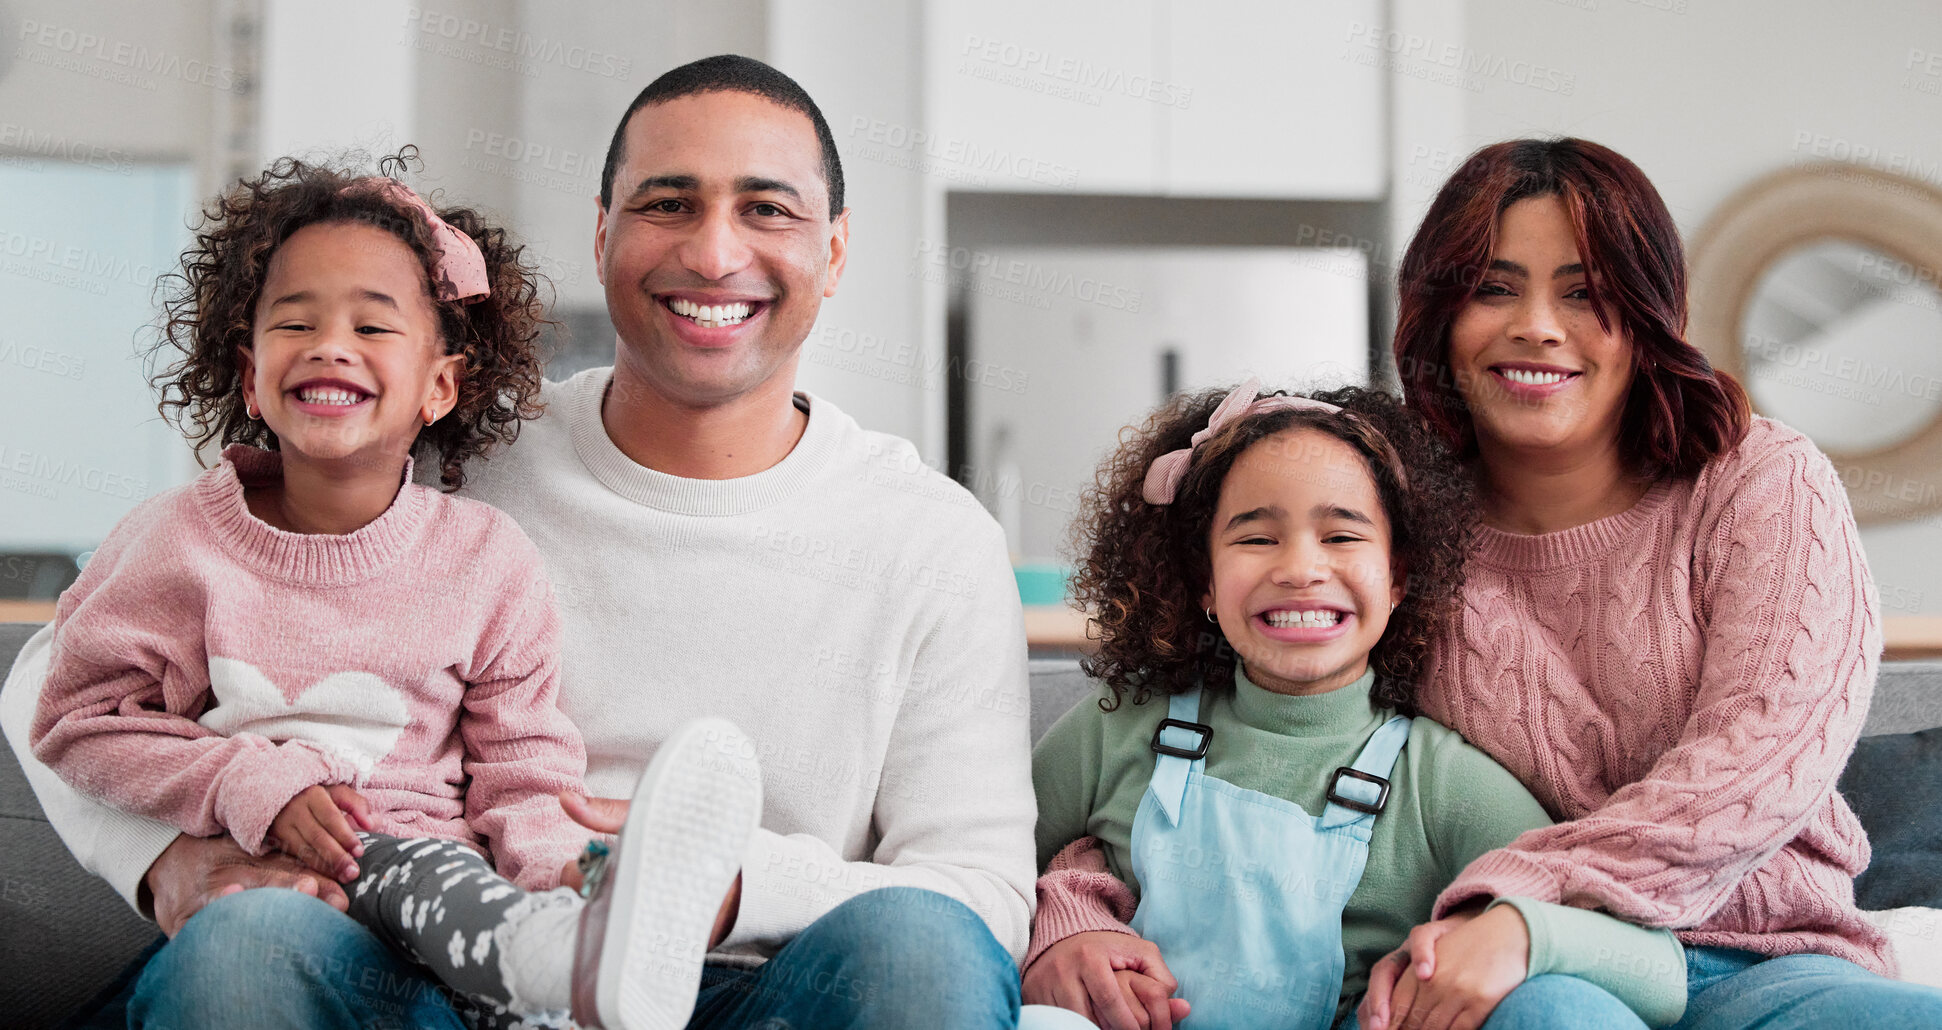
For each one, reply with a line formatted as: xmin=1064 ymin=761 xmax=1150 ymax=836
xmin=1029 ymin=418 xmax=1895 ymax=977
xmin=29 ymin=446 xmax=589 ymax=891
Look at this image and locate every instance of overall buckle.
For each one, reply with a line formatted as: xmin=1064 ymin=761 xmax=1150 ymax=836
xmin=1326 ymin=767 xmax=1391 ymax=815
xmin=1150 ymin=718 xmax=1213 ymax=760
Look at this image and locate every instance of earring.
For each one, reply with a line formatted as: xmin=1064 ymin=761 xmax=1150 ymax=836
xmin=1205 ymin=607 xmax=1217 ymax=623
xmin=423 ymin=411 xmax=436 ymax=427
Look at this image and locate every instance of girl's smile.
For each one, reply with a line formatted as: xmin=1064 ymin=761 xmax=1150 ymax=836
xmin=1252 ymin=605 xmax=1354 ymax=643
xmin=286 ymin=377 xmax=376 ymax=416
xmin=1203 ymin=427 xmax=1404 ymax=696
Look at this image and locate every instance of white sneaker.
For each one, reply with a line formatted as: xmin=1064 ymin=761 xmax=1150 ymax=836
xmin=570 ymin=718 xmax=763 ymax=1030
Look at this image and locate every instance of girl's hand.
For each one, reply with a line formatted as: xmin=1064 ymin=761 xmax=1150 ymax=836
xmin=1377 ymin=904 xmax=1531 ymax=1030
xmin=1359 ymin=908 xmax=1477 ymax=1030
xmin=1113 ymin=970 xmax=1191 ymax=1030
xmin=1022 ymin=930 xmax=1183 ymax=1030
xmin=270 ymin=784 xmax=372 ymax=882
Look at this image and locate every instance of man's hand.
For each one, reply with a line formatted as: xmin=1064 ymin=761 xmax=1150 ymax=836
xmin=561 ymin=789 xmax=627 ymax=835
xmin=270 ymin=784 xmax=371 ymax=882
xmin=144 ymin=833 xmax=352 ymax=938
xmin=559 ymin=790 xmax=742 ymax=948
xmin=1022 ymin=930 xmax=1189 ymax=1030
xmin=1363 ymin=905 xmax=1530 ymax=1030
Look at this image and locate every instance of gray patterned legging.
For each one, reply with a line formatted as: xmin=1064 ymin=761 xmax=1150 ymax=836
xmin=346 ymin=832 xmax=577 ymax=1030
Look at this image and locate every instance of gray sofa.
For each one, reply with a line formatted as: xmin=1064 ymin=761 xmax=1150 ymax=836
xmin=4 ymin=624 xmax=1939 ymax=1026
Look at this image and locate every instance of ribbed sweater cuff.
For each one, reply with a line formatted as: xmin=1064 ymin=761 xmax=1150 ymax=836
xmin=95 ymin=808 xmax=184 ymax=916
xmin=1491 ymin=897 xmax=1689 ymax=1027
xmin=719 ymin=829 xmax=821 ymax=954
xmin=1435 ymin=848 xmax=1562 ymax=917
xmin=1023 ymin=867 xmax=1139 ymax=972
xmin=502 ymin=837 xmax=592 ymax=893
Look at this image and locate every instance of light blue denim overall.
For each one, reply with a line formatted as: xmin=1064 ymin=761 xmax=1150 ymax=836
xmin=1128 ymin=686 xmax=1411 ymax=1030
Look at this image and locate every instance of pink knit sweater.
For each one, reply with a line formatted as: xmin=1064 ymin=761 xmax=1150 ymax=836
xmin=30 ymin=446 xmax=589 ymax=891
xmin=1029 ymin=419 xmax=1895 ymax=977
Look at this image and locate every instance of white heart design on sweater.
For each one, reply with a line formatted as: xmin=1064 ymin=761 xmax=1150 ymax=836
xmin=198 ymin=656 xmax=412 ymax=783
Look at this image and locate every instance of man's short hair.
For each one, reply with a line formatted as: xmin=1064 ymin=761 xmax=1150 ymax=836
xmin=598 ymin=54 xmax=845 ymax=220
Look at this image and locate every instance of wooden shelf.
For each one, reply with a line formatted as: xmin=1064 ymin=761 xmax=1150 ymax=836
xmin=1023 ymin=605 xmax=1092 ymax=651
xmin=1886 ymin=616 xmax=1942 ymax=662
xmin=0 ymin=601 xmax=55 ymax=623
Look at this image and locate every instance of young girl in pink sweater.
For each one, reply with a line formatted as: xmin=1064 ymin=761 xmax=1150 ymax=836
xmin=29 ymin=154 xmax=761 ymax=1030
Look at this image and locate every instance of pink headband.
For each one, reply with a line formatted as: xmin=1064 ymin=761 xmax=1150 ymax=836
xmin=1141 ymin=379 xmax=1343 ymax=505
xmin=342 ymin=177 xmax=490 ymax=304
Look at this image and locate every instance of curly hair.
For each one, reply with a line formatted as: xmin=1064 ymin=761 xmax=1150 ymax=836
xmin=1068 ymin=384 xmax=1476 ymax=715
xmin=148 ymin=148 xmax=551 ymax=490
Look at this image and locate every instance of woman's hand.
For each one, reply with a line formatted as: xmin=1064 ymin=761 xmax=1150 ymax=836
xmin=1364 ymin=904 xmax=1531 ymax=1030
xmin=1022 ymin=930 xmax=1187 ymax=1030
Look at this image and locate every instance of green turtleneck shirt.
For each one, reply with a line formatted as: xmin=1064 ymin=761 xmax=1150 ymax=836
xmin=1032 ymin=666 xmax=1687 ymax=1026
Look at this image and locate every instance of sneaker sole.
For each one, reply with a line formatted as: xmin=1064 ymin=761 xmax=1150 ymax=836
xmin=597 ymin=718 xmax=763 ymax=1030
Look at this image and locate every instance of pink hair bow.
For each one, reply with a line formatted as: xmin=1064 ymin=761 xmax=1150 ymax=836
xmin=343 ymin=177 xmax=490 ymax=304
xmin=1141 ymin=379 xmax=1342 ymax=505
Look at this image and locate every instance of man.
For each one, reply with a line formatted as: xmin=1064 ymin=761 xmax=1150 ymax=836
xmin=0 ymin=55 xmax=1035 ymax=1029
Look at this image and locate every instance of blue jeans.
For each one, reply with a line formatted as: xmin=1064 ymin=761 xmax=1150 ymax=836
xmin=1461 ymin=945 xmax=1942 ymax=1030
xmin=122 ymin=885 xmax=1019 ymax=1029
xmin=127 ymin=888 xmax=469 ymax=1030
xmin=1670 ymin=946 xmax=1942 ymax=1030
xmin=687 ymin=886 xmax=1018 ymax=1028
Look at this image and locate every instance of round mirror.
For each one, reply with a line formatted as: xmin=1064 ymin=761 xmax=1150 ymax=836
xmin=1691 ymin=164 xmax=1942 ymax=523
xmin=1739 ymin=239 xmax=1942 ymax=455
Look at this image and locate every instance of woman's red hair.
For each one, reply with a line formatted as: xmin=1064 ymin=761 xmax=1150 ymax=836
xmin=1393 ymin=138 xmax=1750 ymax=477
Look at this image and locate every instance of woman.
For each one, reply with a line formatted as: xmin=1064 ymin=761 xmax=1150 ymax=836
xmin=1357 ymin=136 xmax=1942 ymax=1029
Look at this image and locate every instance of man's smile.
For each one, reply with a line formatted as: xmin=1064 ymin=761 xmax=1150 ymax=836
xmin=662 ymin=295 xmax=765 ymax=328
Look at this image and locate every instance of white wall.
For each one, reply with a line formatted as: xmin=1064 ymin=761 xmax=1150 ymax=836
xmin=260 ymin=0 xmax=415 ymax=162
xmin=0 ymin=0 xmax=221 ymax=553
xmin=770 ymin=0 xmax=938 ymax=456
xmin=0 ymin=0 xmax=224 ymax=186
